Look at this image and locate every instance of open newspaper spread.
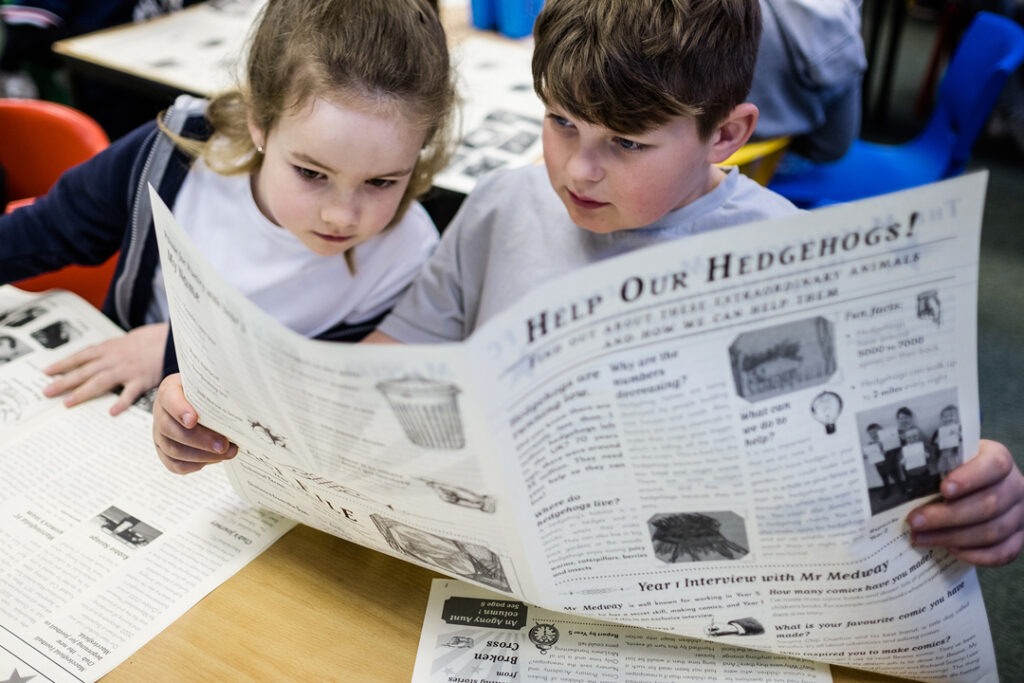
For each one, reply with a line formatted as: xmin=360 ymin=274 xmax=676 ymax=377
xmin=0 ymin=287 xmax=295 ymax=682
xmin=151 ymin=172 xmax=997 ymax=683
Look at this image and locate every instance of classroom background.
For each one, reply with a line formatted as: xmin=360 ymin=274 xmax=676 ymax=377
xmin=860 ymin=4 xmax=1023 ymax=681
xmin=1 ymin=0 xmax=1022 ymax=679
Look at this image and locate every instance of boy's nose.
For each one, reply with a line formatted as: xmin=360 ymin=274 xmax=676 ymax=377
xmin=566 ymin=146 xmax=604 ymax=184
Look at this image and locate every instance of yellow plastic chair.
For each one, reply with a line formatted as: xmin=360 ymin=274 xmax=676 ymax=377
xmin=719 ymin=136 xmax=791 ymax=186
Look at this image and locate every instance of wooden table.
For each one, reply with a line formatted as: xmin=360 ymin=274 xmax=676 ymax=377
xmin=102 ymin=524 xmax=911 ymax=682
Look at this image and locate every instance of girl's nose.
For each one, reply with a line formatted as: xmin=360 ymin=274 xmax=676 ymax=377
xmin=321 ymin=194 xmax=359 ymax=226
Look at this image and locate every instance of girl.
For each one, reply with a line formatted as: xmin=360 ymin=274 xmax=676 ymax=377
xmin=0 ymin=0 xmax=456 ymax=415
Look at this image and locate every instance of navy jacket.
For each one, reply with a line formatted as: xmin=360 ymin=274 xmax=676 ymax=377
xmin=1 ymin=97 xmax=384 ymax=373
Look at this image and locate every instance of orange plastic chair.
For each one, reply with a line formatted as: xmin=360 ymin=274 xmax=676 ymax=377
xmin=1 ymin=98 xmax=118 ymax=309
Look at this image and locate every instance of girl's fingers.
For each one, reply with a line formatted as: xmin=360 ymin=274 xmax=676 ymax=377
xmin=43 ymin=361 xmax=101 ymax=398
xmin=43 ymin=345 xmax=102 ymax=375
xmin=60 ymin=369 xmax=124 ymax=407
xmin=110 ymin=381 xmax=148 ymax=417
xmin=155 ymin=374 xmax=198 ymax=429
xmin=152 ymin=374 xmax=236 ymax=475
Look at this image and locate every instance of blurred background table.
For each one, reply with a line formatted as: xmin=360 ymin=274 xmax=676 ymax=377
xmin=50 ymin=0 xmax=261 ymax=102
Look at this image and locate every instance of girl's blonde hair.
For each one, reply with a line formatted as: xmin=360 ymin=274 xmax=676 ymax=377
xmin=167 ymin=0 xmax=456 ymax=232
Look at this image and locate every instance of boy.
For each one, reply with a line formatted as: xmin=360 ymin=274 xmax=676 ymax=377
xmin=375 ymin=0 xmax=793 ymax=340
xmin=152 ymin=0 xmax=1024 ymax=568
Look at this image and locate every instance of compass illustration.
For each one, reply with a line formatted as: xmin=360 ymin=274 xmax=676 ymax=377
xmin=528 ymin=622 xmax=559 ymax=653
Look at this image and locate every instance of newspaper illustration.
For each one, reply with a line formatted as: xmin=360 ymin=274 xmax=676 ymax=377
xmin=412 ymin=578 xmax=833 ymax=682
xmin=151 ymin=172 xmax=997 ymax=683
xmin=0 ymin=286 xmax=294 ymax=683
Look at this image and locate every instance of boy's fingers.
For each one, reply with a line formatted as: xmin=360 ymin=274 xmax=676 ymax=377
xmin=909 ymin=470 xmax=1024 ymax=533
xmin=912 ymin=498 xmax=1024 ymax=551
xmin=947 ymin=529 xmax=1024 ymax=568
xmin=939 ymin=440 xmax=1014 ymax=499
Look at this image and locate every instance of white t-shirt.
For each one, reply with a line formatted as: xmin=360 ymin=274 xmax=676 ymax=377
xmin=148 ymin=160 xmax=438 ymax=337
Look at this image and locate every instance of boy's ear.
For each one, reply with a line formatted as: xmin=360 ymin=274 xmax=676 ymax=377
xmin=705 ymin=103 xmax=759 ymax=164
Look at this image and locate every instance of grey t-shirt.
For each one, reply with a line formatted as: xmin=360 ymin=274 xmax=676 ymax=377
xmin=379 ymin=164 xmax=798 ymax=343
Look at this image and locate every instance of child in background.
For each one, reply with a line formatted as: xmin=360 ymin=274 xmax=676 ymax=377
xmin=152 ymin=0 xmax=1024 ymax=569
xmin=864 ymin=422 xmax=905 ymax=498
xmin=896 ymin=406 xmax=938 ymax=497
xmin=747 ymin=0 xmax=866 ymax=162
xmin=933 ymin=405 xmax=964 ymax=478
xmin=0 ymin=0 xmax=456 ymax=416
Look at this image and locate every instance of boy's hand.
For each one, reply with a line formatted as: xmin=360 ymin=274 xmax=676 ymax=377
xmin=43 ymin=322 xmax=170 ymax=416
xmin=153 ymin=373 xmax=236 ymax=474
xmin=908 ymin=440 xmax=1024 ymax=566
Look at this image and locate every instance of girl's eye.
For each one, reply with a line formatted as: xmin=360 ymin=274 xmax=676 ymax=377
xmin=367 ymin=178 xmax=397 ymax=189
xmin=294 ymin=166 xmax=324 ymax=181
xmin=614 ymin=137 xmax=646 ymax=152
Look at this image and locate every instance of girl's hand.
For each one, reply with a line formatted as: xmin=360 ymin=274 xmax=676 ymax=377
xmin=153 ymin=373 xmax=236 ymax=474
xmin=908 ymin=440 xmax=1024 ymax=566
xmin=43 ymin=322 xmax=170 ymax=416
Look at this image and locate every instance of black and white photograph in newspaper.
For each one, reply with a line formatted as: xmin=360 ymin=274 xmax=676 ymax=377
xmin=0 ymin=334 xmax=31 ymax=365
xmin=855 ymin=388 xmax=961 ymax=514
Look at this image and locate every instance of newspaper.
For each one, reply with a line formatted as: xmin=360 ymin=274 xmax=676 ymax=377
xmin=0 ymin=286 xmax=295 ymax=683
xmin=151 ymin=172 xmax=997 ymax=683
xmin=412 ymin=578 xmax=834 ymax=682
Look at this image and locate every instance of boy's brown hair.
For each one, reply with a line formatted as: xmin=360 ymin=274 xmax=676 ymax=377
xmin=531 ymin=0 xmax=761 ymax=140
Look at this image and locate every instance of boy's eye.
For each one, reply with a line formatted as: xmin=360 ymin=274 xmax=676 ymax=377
xmin=547 ymin=113 xmax=573 ymax=129
xmin=367 ymin=178 xmax=397 ymax=189
xmin=294 ymin=166 xmax=325 ymax=181
xmin=613 ymin=137 xmax=646 ymax=152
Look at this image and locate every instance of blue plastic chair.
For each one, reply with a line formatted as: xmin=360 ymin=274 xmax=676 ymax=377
xmin=768 ymin=12 xmax=1024 ymax=208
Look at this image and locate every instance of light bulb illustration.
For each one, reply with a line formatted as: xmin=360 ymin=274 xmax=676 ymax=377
xmin=810 ymin=391 xmax=843 ymax=434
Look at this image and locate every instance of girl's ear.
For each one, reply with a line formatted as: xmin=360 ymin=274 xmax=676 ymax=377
xmin=247 ymin=113 xmax=266 ymax=152
xmin=706 ymin=103 xmax=759 ymax=164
